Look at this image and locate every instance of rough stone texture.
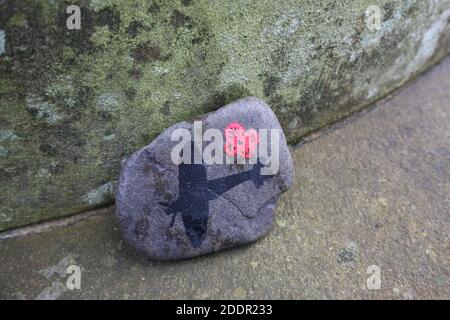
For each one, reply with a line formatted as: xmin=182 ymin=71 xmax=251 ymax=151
xmin=116 ymin=97 xmax=294 ymax=260
xmin=1 ymin=55 xmax=449 ymax=299
xmin=1 ymin=0 xmax=450 ymax=230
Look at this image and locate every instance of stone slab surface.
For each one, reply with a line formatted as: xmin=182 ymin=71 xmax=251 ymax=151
xmin=0 ymin=56 xmax=449 ymax=299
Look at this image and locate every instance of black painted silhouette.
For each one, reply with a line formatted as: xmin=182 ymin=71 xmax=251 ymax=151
xmin=160 ymin=142 xmax=273 ymax=248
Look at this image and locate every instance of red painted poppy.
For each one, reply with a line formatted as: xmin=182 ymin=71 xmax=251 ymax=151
xmin=224 ymin=122 xmax=259 ymax=159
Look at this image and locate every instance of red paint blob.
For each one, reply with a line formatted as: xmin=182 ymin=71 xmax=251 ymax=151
xmin=224 ymin=122 xmax=259 ymax=159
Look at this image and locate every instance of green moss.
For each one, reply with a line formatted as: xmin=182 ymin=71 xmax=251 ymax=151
xmin=6 ymin=12 xmax=27 ymax=28
xmin=90 ymin=25 xmax=112 ymax=48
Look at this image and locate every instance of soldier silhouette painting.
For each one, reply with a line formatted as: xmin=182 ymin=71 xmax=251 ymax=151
xmin=160 ymin=141 xmax=273 ymax=248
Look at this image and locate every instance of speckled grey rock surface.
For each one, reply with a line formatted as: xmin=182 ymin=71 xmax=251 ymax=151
xmin=116 ymin=97 xmax=294 ymax=260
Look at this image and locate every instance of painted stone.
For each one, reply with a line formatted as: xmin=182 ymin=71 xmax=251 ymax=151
xmin=116 ymin=97 xmax=294 ymax=260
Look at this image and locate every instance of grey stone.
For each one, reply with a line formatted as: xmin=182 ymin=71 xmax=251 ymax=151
xmin=115 ymin=97 xmax=294 ymax=260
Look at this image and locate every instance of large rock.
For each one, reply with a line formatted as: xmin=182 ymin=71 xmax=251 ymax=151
xmin=1 ymin=0 xmax=449 ymax=231
xmin=116 ymin=97 xmax=294 ymax=260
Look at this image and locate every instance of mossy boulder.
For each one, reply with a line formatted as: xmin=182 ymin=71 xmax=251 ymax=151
xmin=1 ymin=0 xmax=449 ymax=231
